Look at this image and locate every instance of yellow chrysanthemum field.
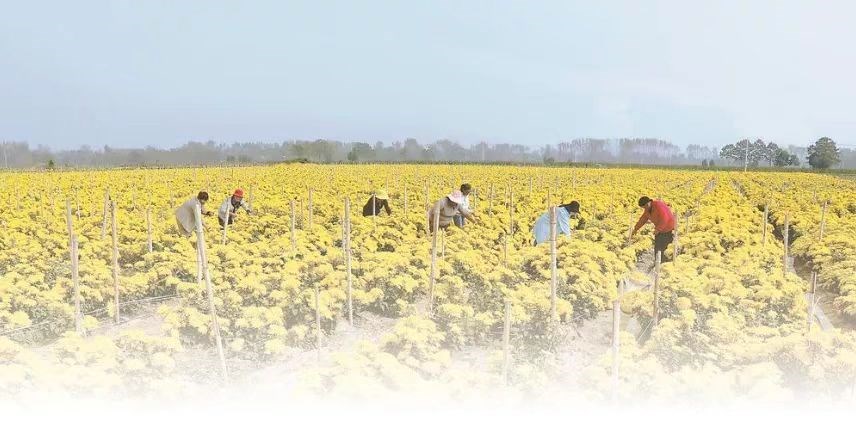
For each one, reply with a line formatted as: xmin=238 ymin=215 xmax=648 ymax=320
xmin=1 ymin=164 xmax=855 ymax=401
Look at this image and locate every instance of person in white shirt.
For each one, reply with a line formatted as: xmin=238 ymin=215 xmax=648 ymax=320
xmin=427 ymin=190 xmax=478 ymax=233
xmin=452 ymin=183 xmax=473 ymax=228
xmin=218 ymin=188 xmax=253 ymax=228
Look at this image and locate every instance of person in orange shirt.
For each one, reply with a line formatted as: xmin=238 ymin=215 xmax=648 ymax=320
xmin=629 ymin=196 xmax=676 ymax=261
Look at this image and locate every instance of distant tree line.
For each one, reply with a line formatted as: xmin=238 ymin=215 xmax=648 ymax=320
xmin=0 ymin=137 xmax=853 ymax=170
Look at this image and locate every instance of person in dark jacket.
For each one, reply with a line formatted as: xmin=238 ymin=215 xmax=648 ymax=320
xmin=362 ymin=189 xmax=392 ymax=217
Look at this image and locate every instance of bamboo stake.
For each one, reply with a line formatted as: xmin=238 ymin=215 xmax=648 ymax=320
xmin=503 ymin=233 xmax=509 ymax=266
xmin=546 ymin=188 xmax=552 ymax=212
xmin=221 ymin=202 xmax=229 ymax=246
xmin=193 ymin=202 xmax=228 ymax=382
xmin=428 ymin=207 xmax=440 ymax=314
xmin=101 ymin=188 xmax=110 ymax=239
xmin=611 ymin=280 xmax=623 ymax=399
xmin=290 ymin=200 xmax=297 ymax=252
xmin=762 ymin=201 xmax=769 ymax=246
xmin=424 ymin=181 xmax=429 ymax=211
xmin=653 ymin=251 xmax=661 ymax=329
xmin=111 ymin=201 xmax=120 ymax=324
xmin=549 ymin=206 xmax=558 ymax=321
xmin=509 ymin=187 xmax=515 ymax=235
xmin=442 ymin=229 xmax=449 ymax=260
xmin=315 ymin=284 xmax=322 ymax=362
xmin=196 ymin=239 xmax=203 ymax=285
xmin=248 ymin=186 xmax=254 ymax=212
xmin=65 ymin=199 xmax=74 ymax=249
xmin=345 ymin=197 xmax=353 ymax=327
xmin=372 ymin=191 xmax=377 ymax=229
xmin=308 ymin=188 xmax=313 ymax=228
xmin=529 ymin=176 xmax=533 ymax=198
xmin=819 ymin=200 xmax=827 ymax=241
xmin=489 ymin=183 xmax=494 ymax=217
xmin=404 ymin=183 xmax=408 ymax=222
xmin=808 ymin=271 xmax=818 ymax=333
xmin=71 ymin=234 xmax=82 ymax=335
xmin=673 ymin=210 xmax=679 ymax=263
xmin=502 ymin=299 xmax=511 ymax=385
xmin=146 ymin=207 xmax=153 ymax=253
xmin=783 ymin=212 xmax=790 ymax=275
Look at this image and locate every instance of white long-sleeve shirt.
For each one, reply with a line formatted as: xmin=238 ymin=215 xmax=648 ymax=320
xmin=218 ymin=197 xmax=250 ymax=222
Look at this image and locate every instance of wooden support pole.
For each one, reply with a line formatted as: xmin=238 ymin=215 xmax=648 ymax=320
xmin=549 ymin=206 xmax=558 ymax=321
xmin=546 ymin=188 xmax=552 ymax=212
xmin=653 ymin=251 xmax=661 ymax=329
xmin=146 ymin=207 xmax=153 ymax=254
xmin=819 ymin=200 xmax=827 ymax=242
xmin=372 ymin=191 xmax=377 ymax=229
xmin=101 ymin=188 xmax=110 ymax=239
xmin=71 ymin=234 xmax=82 ymax=335
xmin=315 ymin=284 xmax=322 ymax=362
xmin=193 ymin=202 xmax=228 ymax=382
xmin=196 ymin=239 xmax=203 ymax=285
xmin=345 ymin=197 xmax=354 ymax=327
xmin=762 ymin=201 xmax=769 ymax=246
xmin=441 ymin=229 xmax=448 ymax=260
xmin=221 ymin=202 xmax=229 ymax=246
xmin=111 ymin=201 xmax=120 ymax=324
xmin=808 ymin=271 xmax=818 ymax=333
xmin=489 ymin=183 xmax=494 ymax=217
xmin=308 ymin=188 xmax=313 ymax=229
xmin=502 ymin=299 xmax=511 ymax=385
xmin=529 ymin=176 xmax=533 ymax=198
xmin=428 ymin=207 xmax=440 ymax=315
xmin=65 ymin=199 xmax=74 ymax=249
xmin=424 ymin=181 xmax=429 ymax=211
xmin=673 ymin=210 xmax=679 ymax=263
xmin=508 ymin=187 xmax=515 ymax=235
xmin=783 ymin=212 xmax=790 ymax=275
xmin=290 ymin=200 xmax=297 ymax=252
xmin=503 ymin=233 xmax=509 ymax=267
xmin=403 ymin=183 xmax=408 ymax=222
xmin=611 ymin=280 xmax=623 ymax=398
xmin=248 ymin=186 xmax=254 ymax=212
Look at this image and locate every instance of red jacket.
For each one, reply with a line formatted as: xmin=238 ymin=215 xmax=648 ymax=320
xmin=633 ymin=200 xmax=675 ymax=234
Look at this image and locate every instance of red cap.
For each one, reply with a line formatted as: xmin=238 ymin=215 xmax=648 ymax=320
xmin=233 ymin=189 xmax=244 ymax=198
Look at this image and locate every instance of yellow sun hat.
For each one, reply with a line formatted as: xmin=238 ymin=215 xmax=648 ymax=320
xmin=374 ymin=189 xmax=389 ymax=200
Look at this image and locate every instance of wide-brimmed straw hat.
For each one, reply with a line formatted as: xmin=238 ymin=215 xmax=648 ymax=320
xmin=374 ymin=189 xmax=389 ymax=200
xmin=447 ymin=190 xmax=465 ymax=204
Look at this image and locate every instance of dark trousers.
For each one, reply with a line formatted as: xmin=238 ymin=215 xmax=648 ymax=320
xmin=218 ymin=216 xmax=234 ymax=228
xmin=654 ymin=231 xmax=674 ymax=260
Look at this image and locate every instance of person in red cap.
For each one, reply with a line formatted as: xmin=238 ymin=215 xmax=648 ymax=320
xmin=629 ymin=196 xmax=676 ymax=262
xmin=218 ymin=188 xmax=253 ymax=228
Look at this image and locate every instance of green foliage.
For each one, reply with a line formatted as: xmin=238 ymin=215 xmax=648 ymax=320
xmin=808 ymin=137 xmax=840 ymax=169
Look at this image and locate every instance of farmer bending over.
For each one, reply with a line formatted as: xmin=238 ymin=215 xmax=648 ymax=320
xmin=218 ymin=188 xmax=253 ymax=228
xmin=362 ymin=189 xmax=392 ymax=216
xmin=629 ymin=196 xmax=675 ymax=262
xmin=452 ymin=183 xmax=473 ymax=228
xmin=175 ymin=191 xmax=212 ymax=237
xmin=427 ymin=190 xmax=477 ymax=234
xmin=532 ymin=201 xmax=585 ymax=246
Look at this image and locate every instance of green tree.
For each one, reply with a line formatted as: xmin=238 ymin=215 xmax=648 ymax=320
xmin=719 ymin=139 xmax=764 ymax=169
xmin=807 ymin=137 xmax=840 ymax=169
xmin=773 ymin=149 xmax=800 ymax=167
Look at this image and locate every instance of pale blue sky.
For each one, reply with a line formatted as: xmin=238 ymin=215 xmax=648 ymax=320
xmin=2 ymin=0 xmax=854 ymax=149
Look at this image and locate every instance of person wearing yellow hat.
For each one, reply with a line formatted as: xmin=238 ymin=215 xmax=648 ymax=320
xmin=362 ymin=189 xmax=392 ymax=217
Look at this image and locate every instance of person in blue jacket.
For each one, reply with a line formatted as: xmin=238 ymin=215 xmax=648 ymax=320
xmin=532 ymin=201 xmax=585 ymax=246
